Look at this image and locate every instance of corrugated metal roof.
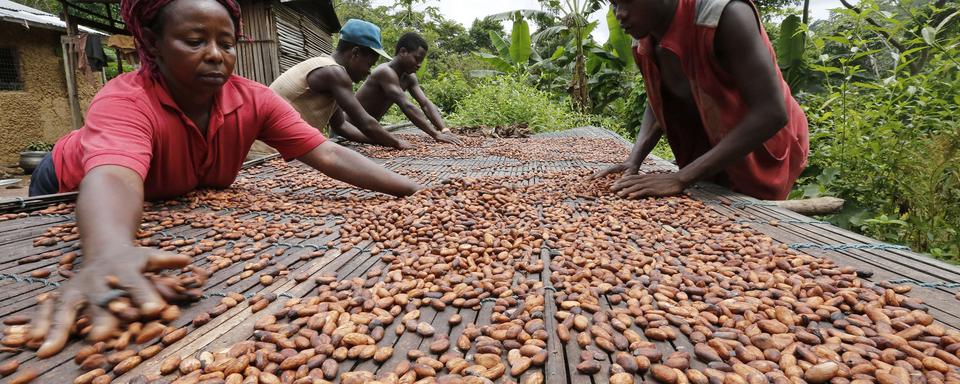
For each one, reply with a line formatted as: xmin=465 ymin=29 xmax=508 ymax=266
xmin=0 ymin=0 xmax=106 ymax=35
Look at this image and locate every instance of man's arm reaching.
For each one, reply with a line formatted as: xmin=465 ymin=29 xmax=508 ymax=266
xmin=380 ymin=71 xmax=460 ymax=145
xmin=308 ymin=67 xmax=411 ymax=149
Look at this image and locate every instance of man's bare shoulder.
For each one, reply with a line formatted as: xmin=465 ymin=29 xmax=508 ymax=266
xmin=369 ymin=64 xmax=400 ymax=83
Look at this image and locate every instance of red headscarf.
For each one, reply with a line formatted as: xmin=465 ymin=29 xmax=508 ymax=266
xmin=120 ymin=0 xmax=243 ymax=73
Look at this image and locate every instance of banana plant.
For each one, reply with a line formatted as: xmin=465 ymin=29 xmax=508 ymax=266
xmin=777 ymin=14 xmax=808 ymax=92
xmin=545 ymin=6 xmax=635 ymax=112
xmin=604 ymin=7 xmax=634 ymax=70
xmin=474 ymin=11 xmax=540 ymax=75
xmin=486 ymin=0 xmax=605 ymax=113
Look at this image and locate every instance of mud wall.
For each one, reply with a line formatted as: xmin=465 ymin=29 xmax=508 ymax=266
xmin=0 ymin=23 xmax=101 ymax=166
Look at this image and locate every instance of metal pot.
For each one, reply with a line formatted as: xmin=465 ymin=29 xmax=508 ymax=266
xmin=19 ymin=151 xmax=48 ymax=175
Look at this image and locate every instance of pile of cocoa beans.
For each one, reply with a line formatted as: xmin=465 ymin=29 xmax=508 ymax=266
xmin=0 ymin=266 xmax=213 ymax=383
xmin=137 ymin=172 xmax=960 ymax=383
xmin=3 ymin=135 xmax=959 ymax=384
xmin=352 ymin=134 xmax=631 ymax=163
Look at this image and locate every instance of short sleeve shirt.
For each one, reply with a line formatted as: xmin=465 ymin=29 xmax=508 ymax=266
xmin=52 ymin=70 xmax=325 ymax=200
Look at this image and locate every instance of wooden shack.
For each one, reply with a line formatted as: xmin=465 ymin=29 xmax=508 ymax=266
xmin=235 ymin=0 xmax=341 ymax=85
xmin=0 ymin=0 xmax=105 ymax=165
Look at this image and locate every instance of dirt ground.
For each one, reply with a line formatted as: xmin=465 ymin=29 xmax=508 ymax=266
xmin=0 ymin=176 xmax=29 ymax=199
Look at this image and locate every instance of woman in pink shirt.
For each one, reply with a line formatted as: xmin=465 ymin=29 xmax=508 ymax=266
xmin=29 ymin=0 xmax=420 ymax=357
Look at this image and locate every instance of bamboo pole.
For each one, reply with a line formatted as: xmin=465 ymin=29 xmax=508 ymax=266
xmin=59 ymin=0 xmax=83 ymax=130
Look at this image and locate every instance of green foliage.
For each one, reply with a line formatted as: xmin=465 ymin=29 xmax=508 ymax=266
xmin=509 ymin=14 xmax=533 ymax=65
xmin=487 ymin=1 xmax=604 ymax=112
xmin=777 ymin=15 xmax=808 ymax=91
xmin=792 ymin=0 xmax=960 ymax=260
xmin=25 ymin=141 xmax=53 ymax=152
xmin=17 ymin=0 xmax=59 ymax=13
xmin=474 ymin=12 xmax=541 ymax=75
xmin=334 ymin=0 xmax=471 ymax=70
xmin=449 ymin=74 xmax=590 ymax=133
xmin=609 ymin=73 xmax=646 ymax=140
xmin=103 ymin=47 xmax=135 ymax=80
xmin=420 ymin=72 xmax=472 ymax=114
xmin=753 ymin=0 xmax=803 ymax=21
xmin=466 ymin=18 xmax=506 ymax=54
xmin=604 ymin=7 xmax=634 ymax=70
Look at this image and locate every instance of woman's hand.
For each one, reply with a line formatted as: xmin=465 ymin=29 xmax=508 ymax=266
xmin=300 ymin=141 xmax=422 ymax=197
xmin=30 ymin=246 xmax=190 ymax=358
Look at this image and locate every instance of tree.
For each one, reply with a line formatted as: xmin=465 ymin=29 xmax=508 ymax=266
xmin=833 ymin=0 xmax=959 ymax=74
xmin=18 ymin=0 xmax=59 ymax=13
xmin=754 ymin=0 xmax=802 ymax=21
xmin=467 ymin=17 xmax=505 ymax=53
xmin=777 ymin=14 xmax=807 ymax=91
xmin=435 ymin=20 xmax=472 ymax=54
xmin=488 ymin=0 xmax=605 ymax=113
xmin=334 ymin=0 xmax=487 ymax=82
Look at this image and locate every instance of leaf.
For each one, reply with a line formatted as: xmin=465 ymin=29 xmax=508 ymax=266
xmin=532 ymin=25 xmax=569 ymax=46
xmin=822 ymin=35 xmax=851 ymax=45
xmin=802 ymin=184 xmax=822 ymax=198
xmin=588 ymin=46 xmax=619 ymax=61
xmin=530 ymin=48 xmax=543 ymax=62
xmin=817 ymin=167 xmax=840 ymax=185
xmin=475 ymin=52 xmax=514 ymax=72
xmin=936 ymin=10 xmax=960 ymax=32
xmin=852 ymin=81 xmax=882 ymax=89
xmin=586 ymin=52 xmax=603 ymax=74
xmin=776 ymin=14 xmax=806 ymax=93
xmin=777 ymin=15 xmax=806 ymax=65
xmin=921 ymin=26 xmax=937 ymax=46
xmin=466 ymin=69 xmax=504 ymax=78
xmin=581 ymin=21 xmax=599 ymax=42
xmin=550 ymin=46 xmax=567 ymax=60
xmin=809 ymin=63 xmax=841 ymax=74
xmin=486 ymin=9 xmax=553 ymax=22
xmin=416 ymin=55 xmax=429 ymax=79
xmin=605 ymin=6 xmax=634 ymax=68
xmin=488 ymin=30 xmax=511 ymax=61
xmin=509 ymin=13 xmax=533 ymax=65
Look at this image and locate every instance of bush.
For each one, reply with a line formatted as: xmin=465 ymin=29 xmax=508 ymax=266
xmin=421 ymin=72 xmax=471 ymax=115
xmin=449 ymin=74 xmax=590 ymax=133
xmin=798 ymin=72 xmax=960 ymax=260
xmin=599 ymin=73 xmax=675 ymax=161
xmin=792 ymin=3 xmax=960 ymax=260
xmin=25 ymin=141 xmax=53 ymax=152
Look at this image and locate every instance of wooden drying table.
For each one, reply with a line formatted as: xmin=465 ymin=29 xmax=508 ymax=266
xmin=0 ymin=127 xmax=958 ymax=384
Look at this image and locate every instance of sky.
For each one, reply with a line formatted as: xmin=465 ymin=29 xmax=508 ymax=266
xmin=369 ymin=0 xmax=847 ymax=43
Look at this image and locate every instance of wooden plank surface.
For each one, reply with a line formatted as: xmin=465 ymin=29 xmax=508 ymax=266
xmin=2 ymin=127 xmax=959 ymax=384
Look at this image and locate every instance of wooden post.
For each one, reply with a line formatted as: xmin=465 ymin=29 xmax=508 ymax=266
xmin=60 ymin=0 xmax=83 ymax=130
xmin=115 ymin=47 xmax=123 ymax=74
xmin=768 ymin=197 xmax=846 ymax=216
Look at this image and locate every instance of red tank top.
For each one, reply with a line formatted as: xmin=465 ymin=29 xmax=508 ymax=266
xmin=633 ymin=0 xmax=809 ymax=200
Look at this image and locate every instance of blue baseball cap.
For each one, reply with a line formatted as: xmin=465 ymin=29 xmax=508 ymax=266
xmin=339 ymin=19 xmax=392 ymax=60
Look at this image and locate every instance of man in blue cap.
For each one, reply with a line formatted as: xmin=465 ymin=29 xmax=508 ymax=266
xmin=250 ymin=19 xmax=415 ymax=154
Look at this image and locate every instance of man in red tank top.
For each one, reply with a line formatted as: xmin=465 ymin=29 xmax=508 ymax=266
xmin=595 ymin=0 xmax=809 ymax=200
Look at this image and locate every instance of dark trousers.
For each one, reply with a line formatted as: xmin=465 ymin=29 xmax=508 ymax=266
xmin=28 ymin=153 xmax=58 ymax=197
